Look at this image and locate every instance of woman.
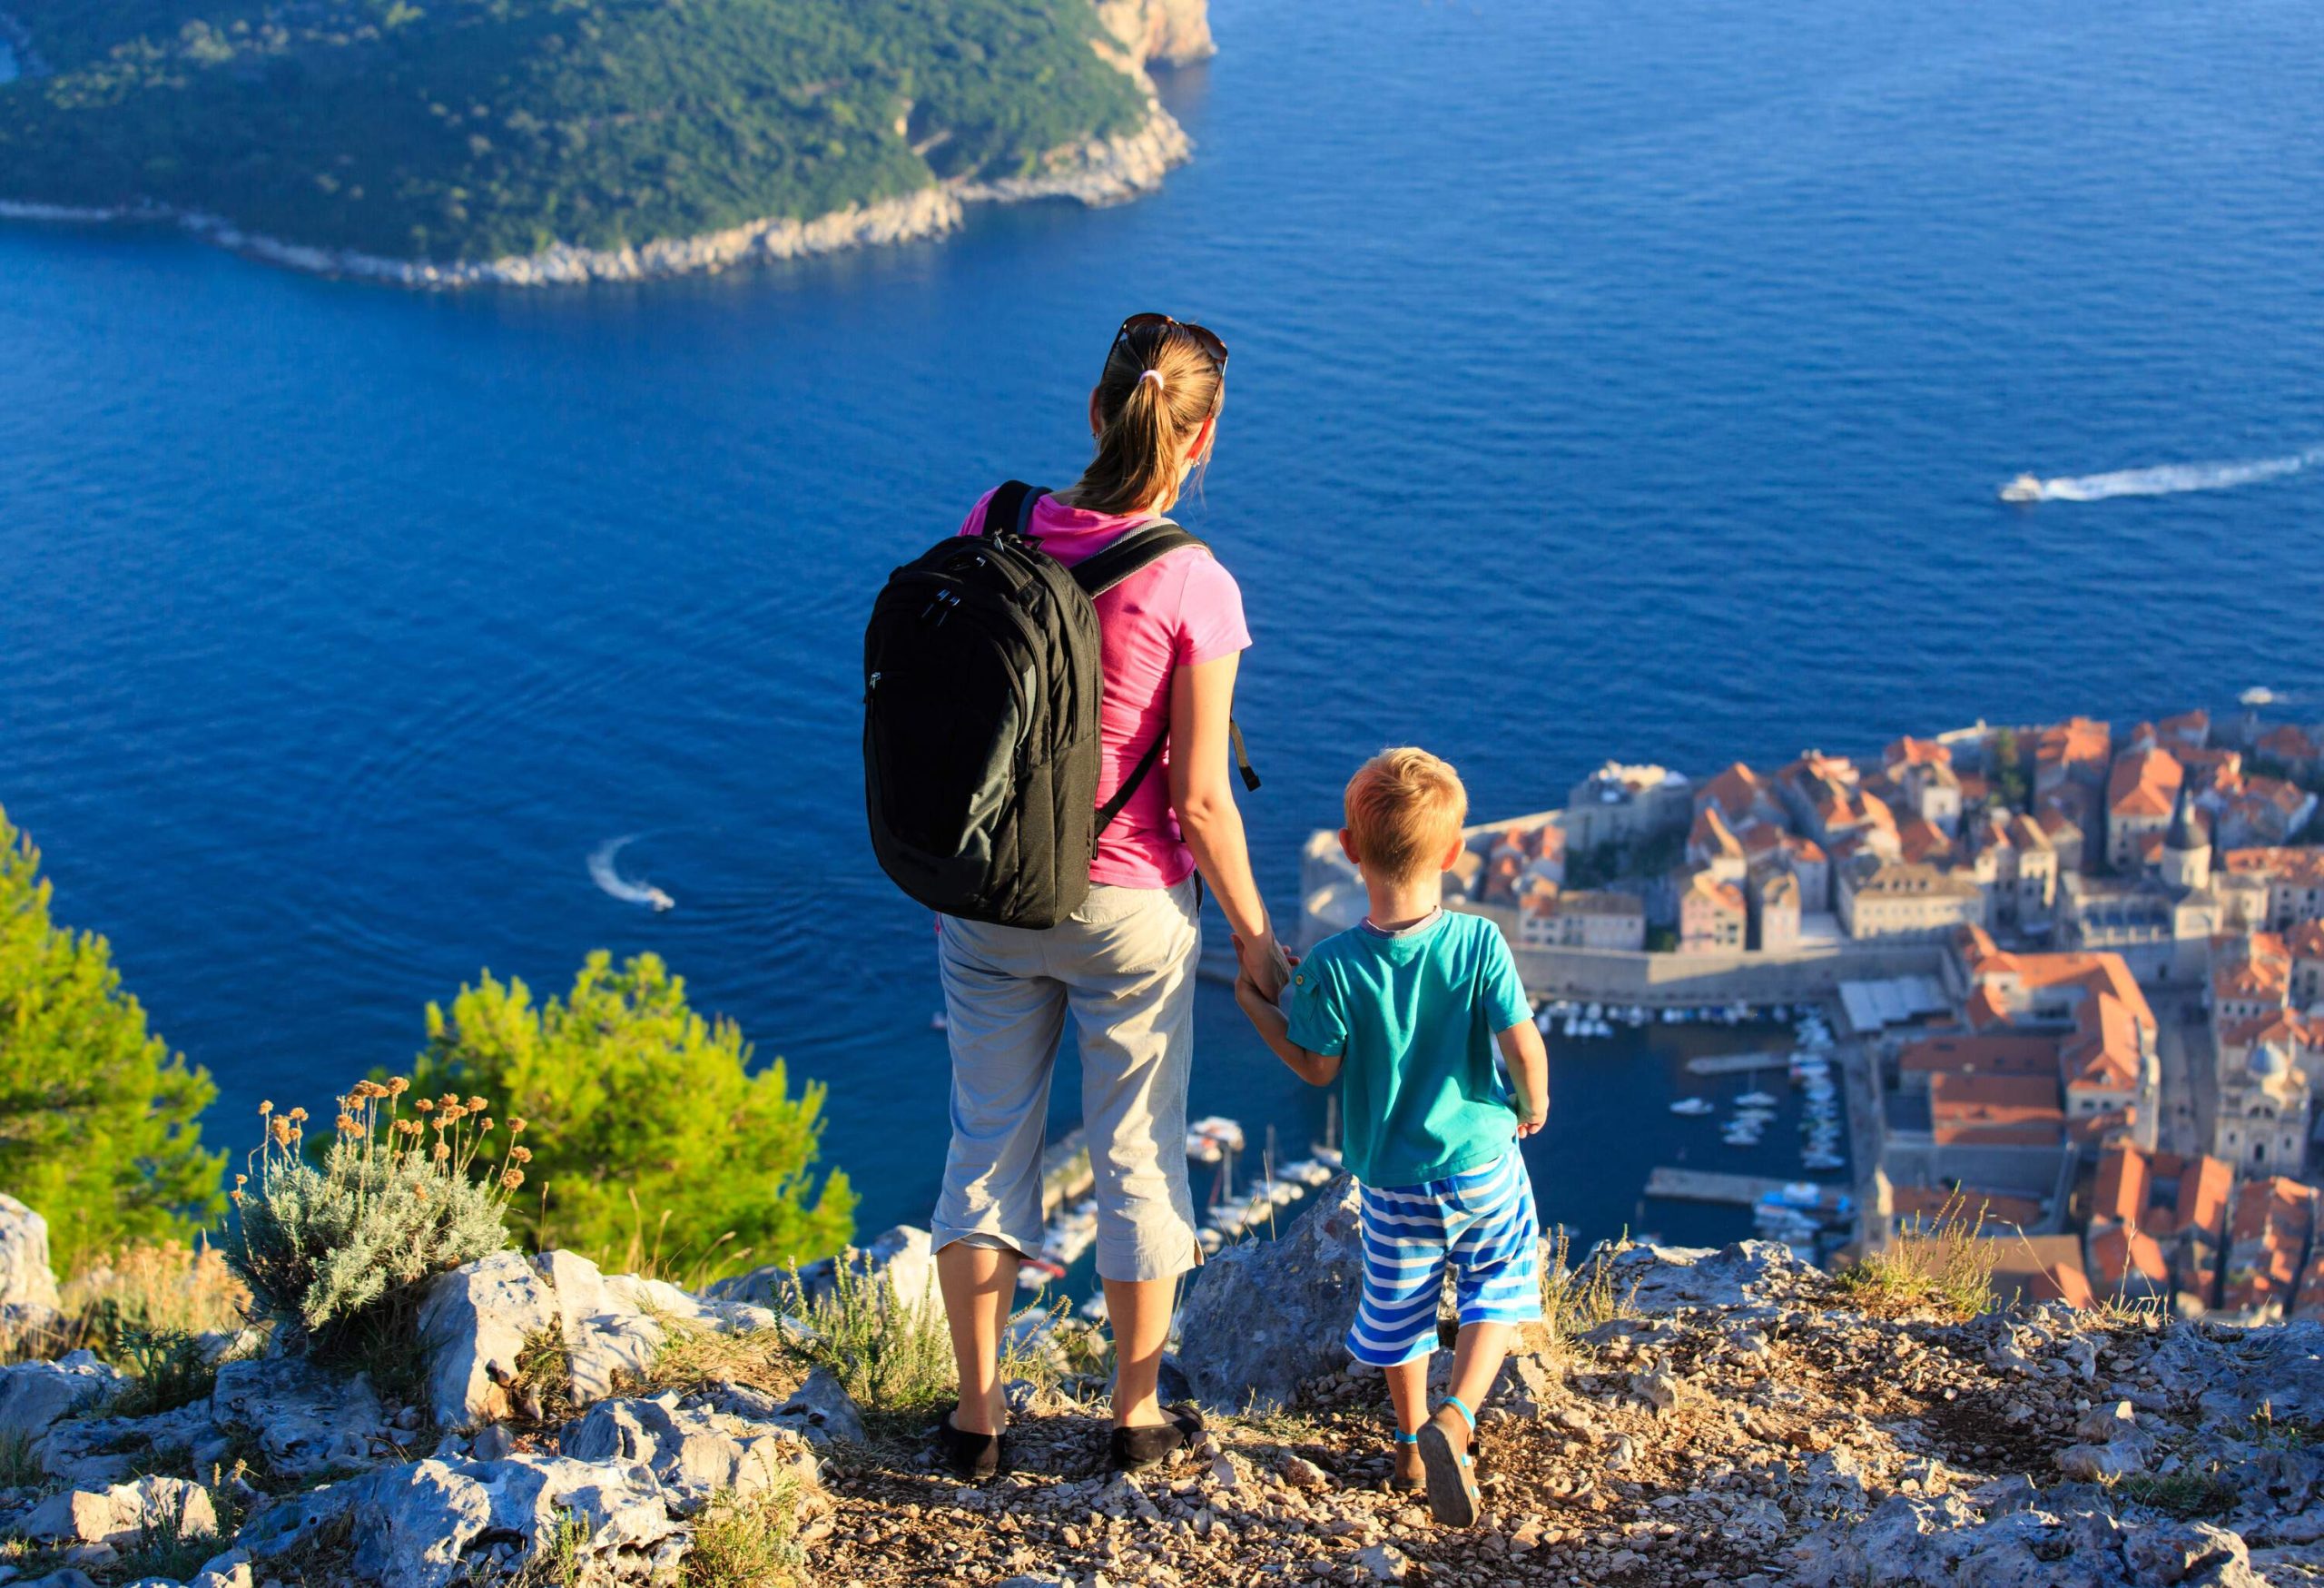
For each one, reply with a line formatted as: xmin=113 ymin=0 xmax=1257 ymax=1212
xmin=931 ymin=313 xmax=1288 ymax=1476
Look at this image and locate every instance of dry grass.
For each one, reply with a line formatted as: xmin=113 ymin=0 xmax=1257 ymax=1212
xmin=1539 ymin=1226 xmax=1641 ymax=1350
xmin=682 ymin=1477 xmax=812 ymax=1588
xmin=1 ymin=1238 xmax=250 ymax=1367
xmin=1836 ymin=1192 xmax=1997 ymax=1322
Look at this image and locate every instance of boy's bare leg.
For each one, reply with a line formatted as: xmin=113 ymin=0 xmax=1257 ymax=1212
xmin=1444 ymin=1320 xmax=1515 ymax=1421
xmin=936 ymin=1241 xmax=1018 ymax=1435
xmin=1384 ymin=1357 xmax=1429 ymax=1484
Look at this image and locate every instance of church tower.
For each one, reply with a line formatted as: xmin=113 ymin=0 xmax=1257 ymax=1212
xmin=2162 ymin=784 xmax=2210 ymax=893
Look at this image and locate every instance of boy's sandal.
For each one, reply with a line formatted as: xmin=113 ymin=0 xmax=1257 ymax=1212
xmin=1415 ymin=1395 xmax=1483 ymax=1527
xmin=1389 ymin=1428 xmax=1424 ymax=1493
xmin=1165 ymin=1403 xmax=1206 ymax=1438
xmin=935 ymin=1402 xmax=1008 ymax=1481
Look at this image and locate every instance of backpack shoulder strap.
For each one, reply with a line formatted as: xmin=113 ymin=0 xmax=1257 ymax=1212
xmin=1069 ymin=520 xmax=1209 ymax=597
xmin=981 ymin=481 xmax=1048 ymax=541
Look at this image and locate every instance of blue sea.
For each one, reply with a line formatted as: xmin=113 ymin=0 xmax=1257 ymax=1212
xmin=4 ymin=0 xmax=2321 ymax=1263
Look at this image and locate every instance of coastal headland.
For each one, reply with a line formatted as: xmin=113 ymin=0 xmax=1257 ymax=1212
xmin=0 ymin=0 xmax=1213 ymax=288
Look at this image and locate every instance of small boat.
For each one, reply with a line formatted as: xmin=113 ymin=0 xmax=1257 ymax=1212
xmin=1279 ymin=1159 xmax=1334 ymax=1188
xmin=1585 ymin=1002 xmax=1604 ymax=1022
xmin=645 ymin=886 xmax=675 ymax=912
xmin=1669 ymin=1098 xmax=1715 ymax=1116
xmin=1196 ymin=1228 xmax=1224 ymax=1255
xmin=930 ymin=1011 xmax=949 ymax=1032
xmin=1999 ymin=473 xmax=2043 ymax=503
xmin=1189 ymin=1116 xmax=1246 ymax=1155
xmin=1078 ymin=1293 xmax=1110 ymax=1324
xmin=1736 ymin=1091 xmax=1778 ymax=1109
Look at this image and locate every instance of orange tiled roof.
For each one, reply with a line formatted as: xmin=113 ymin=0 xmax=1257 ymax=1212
xmin=1929 ymin=1072 xmax=2064 ymax=1146
xmin=2090 ymin=1226 xmax=2170 ymax=1288
xmin=1698 ymin=763 xmax=1771 ymax=822
xmin=2160 ymin=708 xmax=2211 ymax=745
xmin=2092 ymin=1145 xmax=2150 ymax=1225
xmin=2107 ymin=747 xmax=2184 ymax=821
xmin=2289 ymin=921 xmax=2324 ymax=960
xmin=1896 ymin=1032 xmax=2059 ymax=1080
xmin=2259 ymin=724 xmax=2322 ymax=764
xmin=2035 ymin=717 xmax=2112 ymax=772
xmin=2223 ymin=848 xmax=2324 ymax=887
xmin=2177 ymin=1156 xmax=2234 ymax=1238
xmin=1885 ymin=736 xmax=1953 ymax=770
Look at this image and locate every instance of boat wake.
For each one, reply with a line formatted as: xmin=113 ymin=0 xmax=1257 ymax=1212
xmin=588 ymin=835 xmax=674 ymax=912
xmin=2003 ymin=447 xmax=2324 ymax=503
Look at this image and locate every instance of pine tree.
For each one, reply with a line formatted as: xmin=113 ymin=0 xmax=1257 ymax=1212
xmin=0 ymin=808 xmax=225 ymax=1276
xmin=409 ymin=951 xmax=854 ymax=1279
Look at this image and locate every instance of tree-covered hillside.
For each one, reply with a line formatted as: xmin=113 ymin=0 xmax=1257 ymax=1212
xmin=0 ymin=0 xmax=1148 ymax=261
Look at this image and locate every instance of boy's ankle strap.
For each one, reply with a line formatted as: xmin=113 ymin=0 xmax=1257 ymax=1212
xmin=1439 ymin=1395 xmax=1476 ymax=1432
xmin=1392 ymin=1429 xmax=1419 ymax=1445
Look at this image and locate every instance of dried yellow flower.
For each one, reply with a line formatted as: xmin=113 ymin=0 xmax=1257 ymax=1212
xmin=269 ymin=1117 xmax=292 ymax=1147
xmin=501 ymin=1169 xmax=525 ymax=1191
xmin=415 ymin=1098 xmax=435 ymax=1113
xmin=259 ymin=1100 xmax=274 ymax=1115
xmin=337 ymin=1114 xmax=359 ymax=1134
xmin=509 ymin=1146 xmax=533 ymax=1164
xmin=287 ymin=1107 xmax=310 ymax=1123
xmin=466 ymin=1097 xmax=488 ymax=1114
xmin=507 ymin=1118 xmax=527 ymax=1134
xmin=388 ymin=1076 xmax=410 ymax=1095
xmin=432 ymin=1141 xmax=451 ymax=1161
xmin=234 ymin=1173 xmax=249 ymax=1188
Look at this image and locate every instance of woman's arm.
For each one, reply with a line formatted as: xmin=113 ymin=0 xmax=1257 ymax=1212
xmin=1169 ymin=652 xmax=1288 ymax=997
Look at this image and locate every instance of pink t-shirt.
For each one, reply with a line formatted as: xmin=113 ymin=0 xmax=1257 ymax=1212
xmin=959 ymin=489 xmax=1250 ymax=890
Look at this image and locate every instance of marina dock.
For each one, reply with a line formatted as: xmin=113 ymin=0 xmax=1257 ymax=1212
xmin=1040 ymin=1129 xmax=1094 ymax=1221
xmin=1645 ymin=1167 xmax=1851 ymax=1213
xmin=1683 ymin=1050 xmax=1794 ymax=1076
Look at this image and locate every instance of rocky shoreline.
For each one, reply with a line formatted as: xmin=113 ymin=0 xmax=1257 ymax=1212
xmin=0 ymin=104 xmax=1190 ymax=291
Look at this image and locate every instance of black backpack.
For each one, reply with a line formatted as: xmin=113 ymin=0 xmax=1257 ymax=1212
xmin=864 ymin=480 xmax=1255 ymax=929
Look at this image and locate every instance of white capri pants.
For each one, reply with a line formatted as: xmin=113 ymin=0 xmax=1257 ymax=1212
xmin=932 ymin=877 xmax=1203 ymax=1283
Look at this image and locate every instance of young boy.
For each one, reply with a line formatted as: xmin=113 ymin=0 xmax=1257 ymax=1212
xmin=1234 ymin=747 xmax=1550 ymax=1527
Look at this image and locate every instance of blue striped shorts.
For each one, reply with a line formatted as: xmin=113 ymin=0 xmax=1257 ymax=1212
xmin=1348 ymin=1148 xmax=1543 ymax=1367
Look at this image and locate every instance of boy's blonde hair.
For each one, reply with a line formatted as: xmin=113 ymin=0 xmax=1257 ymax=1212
xmin=1344 ymin=747 xmax=1468 ymax=883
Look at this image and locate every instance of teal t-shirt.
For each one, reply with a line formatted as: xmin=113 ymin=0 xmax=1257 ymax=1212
xmin=1285 ymin=910 xmax=1532 ymax=1189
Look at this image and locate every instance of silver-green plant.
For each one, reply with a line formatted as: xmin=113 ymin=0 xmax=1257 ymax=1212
xmin=222 ymin=1080 xmax=529 ymax=1345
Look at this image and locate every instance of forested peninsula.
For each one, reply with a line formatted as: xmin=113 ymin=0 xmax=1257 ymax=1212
xmin=0 ymin=0 xmax=1214 ymax=284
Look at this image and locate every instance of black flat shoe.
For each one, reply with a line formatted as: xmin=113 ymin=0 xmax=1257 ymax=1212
xmin=1165 ymin=1403 xmax=1206 ymax=1437
xmin=935 ymin=1403 xmax=1007 ymax=1480
xmin=1109 ymin=1416 xmax=1192 ymax=1472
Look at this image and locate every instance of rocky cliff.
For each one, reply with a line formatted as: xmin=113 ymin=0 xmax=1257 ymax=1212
xmin=5 ymin=1186 xmax=2315 ymax=1587
xmin=1095 ymin=0 xmax=1217 ymax=71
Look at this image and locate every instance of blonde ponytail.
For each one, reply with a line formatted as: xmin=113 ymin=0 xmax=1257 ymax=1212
xmin=1062 ymin=320 xmax=1224 ymax=518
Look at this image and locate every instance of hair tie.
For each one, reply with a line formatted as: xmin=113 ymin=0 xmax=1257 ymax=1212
xmin=1138 ymin=369 xmax=1167 ymax=393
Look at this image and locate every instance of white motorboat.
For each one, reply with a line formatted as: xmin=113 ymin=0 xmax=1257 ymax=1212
xmin=1999 ymin=473 xmax=2043 ymax=503
xmin=645 ymin=886 xmax=675 ymax=912
xmin=1189 ymin=1115 xmax=1246 ymax=1155
xmin=1736 ymin=1091 xmax=1779 ymax=1109
xmin=1670 ymin=1097 xmax=1715 ymax=1116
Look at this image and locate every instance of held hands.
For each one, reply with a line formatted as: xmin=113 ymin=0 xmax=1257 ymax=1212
xmin=1230 ymin=931 xmax=1295 ymax=1003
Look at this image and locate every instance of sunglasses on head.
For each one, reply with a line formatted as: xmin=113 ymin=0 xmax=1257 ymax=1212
xmin=1104 ymin=311 xmax=1228 ymax=385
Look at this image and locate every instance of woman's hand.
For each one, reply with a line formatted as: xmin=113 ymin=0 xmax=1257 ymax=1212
xmin=1231 ymin=932 xmax=1293 ymax=1002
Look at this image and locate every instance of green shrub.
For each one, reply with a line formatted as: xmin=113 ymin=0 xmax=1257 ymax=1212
xmin=103 ymin=1325 xmax=220 ymax=1419
xmin=0 ymin=809 xmax=225 ymax=1276
xmin=409 ymin=952 xmax=852 ymax=1283
xmin=780 ymin=1258 xmax=953 ymax=1415
xmin=222 ymin=1081 xmax=517 ymax=1347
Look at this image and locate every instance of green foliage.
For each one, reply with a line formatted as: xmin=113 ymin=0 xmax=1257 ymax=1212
xmin=222 ymin=1084 xmax=516 ymax=1346
xmin=682 ymin=1479 xmax=812 ymax=1588
xmin=1836 ymin=1192 xmax=1997 ymax=1323
xmin=103 ymin=1324 xmax=220 ymax=1418
xmin=410 ymin=952 xmax=853 ymax=1282
xmin=1539 ymin=1225 xmax=1640 ymax=1350
xmin=2112 ymin=1468 xmax=2239 ymax=1520
xmin=0 ymin=0 xmax=1148 ymax=261
xmin=778 ymin=1258 xmax=952 ymax=1415
xmin=0 ymin=808 xmax=225 ymax=1277
xmin=1990 ymin=727 xmax=2030 ymax=812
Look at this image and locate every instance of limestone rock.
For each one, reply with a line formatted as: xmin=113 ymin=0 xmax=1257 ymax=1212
xmin=18 ymin=1475 xmax=217 ymax=1547
xmin=1176 ymin=1175 xmax=1364 ymax=1411
xmin=40 ymin=1400 xmax=219 ymax=1486
xmin=0 ymin=1194 xmax=62 ymax=1327
xmin=1093 ymin=0 xmax=1217 ymax=70
xmin=0 ymin=1352 xmax=119 ymax=1442
xmin=416 ymin=1252 xmax=558 ymax=1430
xmin=1354 ymin=1542 xmax=1410 ymax=1581
xmin=211 ymin=1356 xmax=389 ymax=1477
xmin=560 ymin=1393 xmax=818 ymax=1514
xmin=1601 ymin=1240 xmax=1812 ymax=1318
xmin=2056 ymin=1441 xmax=2142 ymax=1483
xmin=775 ymin=1368 xmax=865 ymax=1448
xmin=346 ymin=1453 xmax=681 ymax=1588
xmin=191 ymin=1548 xmax=255 ymax=1588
